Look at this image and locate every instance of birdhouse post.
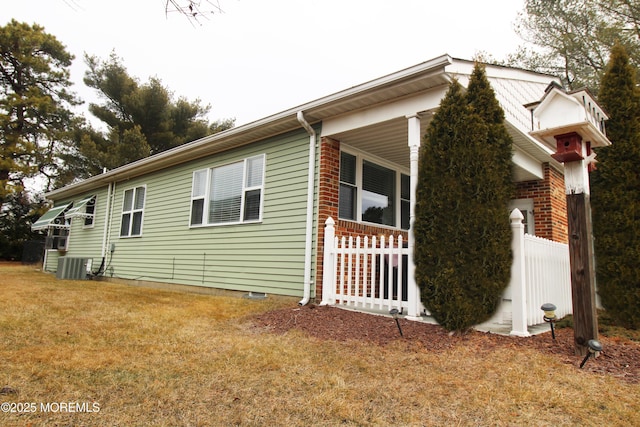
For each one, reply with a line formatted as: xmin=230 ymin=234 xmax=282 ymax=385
xmin=526 ymin=84 xmax=610 ymax=356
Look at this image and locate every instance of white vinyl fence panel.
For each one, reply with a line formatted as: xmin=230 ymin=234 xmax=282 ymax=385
xmin=524 ymin=233 xmax=572 ymax=325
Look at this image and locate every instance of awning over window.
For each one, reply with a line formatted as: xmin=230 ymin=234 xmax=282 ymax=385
xmin=65 ymin=196 xmax=95 ymax=219
xmin=31 ymin=203 xmax=72 ymax=231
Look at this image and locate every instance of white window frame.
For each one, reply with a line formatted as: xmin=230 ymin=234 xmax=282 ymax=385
xmin=120 ymin=185 xmax=146 ymax=238
xmin=339 ymin=147 xmax=410 ymax=230
xmin=189 ymin=154 xmax=266 ymax=227
xmin=83 ymin=196 xmax=97 ymax=229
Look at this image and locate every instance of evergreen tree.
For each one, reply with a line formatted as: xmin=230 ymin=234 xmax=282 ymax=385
xmin=0 ymin=191 xmax=47 ymax=260
xmin=591 ymin=42 xmax=640 ymax=329
xmin=414 ymin=64 xmax=513 ymax=332
xmin=0 ymin=20 xmax=79 ymax=204
xmin=58 ymin=52 xmax=235 ymax=183
xmin=82 ymin=52 xmax=213 ymax=155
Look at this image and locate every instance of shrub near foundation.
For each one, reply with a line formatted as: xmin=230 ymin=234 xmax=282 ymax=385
xmin=414 ymin=63 xmax=513 ymax=332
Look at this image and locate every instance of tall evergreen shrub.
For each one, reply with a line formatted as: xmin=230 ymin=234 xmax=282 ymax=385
xmin=591 ymin=43 xmax=640 ymax=329
xmin=414 ymin=64 xmax=514 ymax=332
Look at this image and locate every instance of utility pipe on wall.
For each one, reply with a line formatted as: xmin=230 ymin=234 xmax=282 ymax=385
xmin=100 ymin=182 xmax=113 ymax=258
xmin=297 ymin=111 xmax=316 ymax=306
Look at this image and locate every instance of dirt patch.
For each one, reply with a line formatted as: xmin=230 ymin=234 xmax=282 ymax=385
xmin=253 ymin=304 xmax=639 ymax=384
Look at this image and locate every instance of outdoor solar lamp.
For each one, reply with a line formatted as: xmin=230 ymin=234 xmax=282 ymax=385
xmin=541 ymin=303 xmax=557 ymax=340
xmin=579 ymin=339 xmax=603 ymax=369
xmin=389 ymin=308 xmax=403 ymax=337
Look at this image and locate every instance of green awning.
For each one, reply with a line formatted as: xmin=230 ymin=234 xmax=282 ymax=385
xmin=65 ymin=195 xmax=95 ymax=219
xmin=31 ymin=203 xmax=71 ymax=231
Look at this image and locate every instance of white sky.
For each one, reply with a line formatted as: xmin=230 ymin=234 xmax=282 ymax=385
xmin=5 ymin=0 xmax=525 ymax=127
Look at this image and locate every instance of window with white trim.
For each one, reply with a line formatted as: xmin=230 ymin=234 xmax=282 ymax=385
xmin=84 ymin=196 xmax=96 ymax=227
xmin=120 ymin=186 xmax=146 ymax=237
xmin=190 ymin=154 xmax=265 ymax=226
xmin=339 ymin=151 xmax=409 ymax=229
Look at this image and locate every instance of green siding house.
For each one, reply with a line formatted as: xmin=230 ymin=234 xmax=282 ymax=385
xmin=34 ymin=55 xmax=594 ymax=332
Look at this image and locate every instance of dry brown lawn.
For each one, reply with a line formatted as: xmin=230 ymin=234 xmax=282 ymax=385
xmin=0 ymin=263 xmax=638 ymax=426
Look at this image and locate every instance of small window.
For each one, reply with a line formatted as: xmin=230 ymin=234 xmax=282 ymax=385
xmin=339 ymin=152 xmax=357 ymax=220
xmin=190 ymin=170 xmax=208 ymax=225
xmin=84 ymin=197 xmax=96 ymax=227
xmin=190 ymin=154 xmax=265 ymax=226
xmin=120 ymin=186 xmax=146 ymax=237
xmin=400 ymin=174 xmax=410 ymax=230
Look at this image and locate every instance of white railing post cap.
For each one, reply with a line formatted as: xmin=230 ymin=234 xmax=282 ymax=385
xmin=510 ymin=208 xmax=524 ymax=222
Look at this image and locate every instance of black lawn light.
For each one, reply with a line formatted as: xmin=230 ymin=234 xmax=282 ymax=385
xmin=541 ymin=303 xmax=557 ymax=340
xmin=389 ymin=308 xmax=403 ymax=337
xmin=579 ymin=339 xmax=603 ymax=369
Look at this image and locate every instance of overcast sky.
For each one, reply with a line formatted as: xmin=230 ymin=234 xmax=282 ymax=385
xmin=6 ymin=0 xmax=526 ymax=127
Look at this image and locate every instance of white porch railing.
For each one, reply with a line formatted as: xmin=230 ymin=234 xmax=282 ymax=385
xmin=321 ymin=211 xmax=572 ymax=336
xmin=320 ymin=217 xmax=414 ymax=313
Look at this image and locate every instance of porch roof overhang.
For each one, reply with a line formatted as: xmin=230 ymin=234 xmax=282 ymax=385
xmin=320 ymin=61 xmax=561 ymax=183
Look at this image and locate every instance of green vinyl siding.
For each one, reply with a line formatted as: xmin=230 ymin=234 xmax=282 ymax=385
xmin=65 ymin=187 xmax=110 ymax=262
xmin=99 ymin=128 xmax=316 ymax=297
xmin=44 ymin=250 xmax=60 ymax=272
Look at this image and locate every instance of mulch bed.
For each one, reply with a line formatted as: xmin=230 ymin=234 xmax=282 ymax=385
xmin=253 ymin=304 xmax=639 ymax=384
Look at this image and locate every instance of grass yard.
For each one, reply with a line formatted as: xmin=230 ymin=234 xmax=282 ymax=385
xmin=0 ymin=263 xmax=638 ymax=426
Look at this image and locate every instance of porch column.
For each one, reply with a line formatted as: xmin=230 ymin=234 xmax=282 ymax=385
xmin=406 ymin=114 xmax=421 ymax=320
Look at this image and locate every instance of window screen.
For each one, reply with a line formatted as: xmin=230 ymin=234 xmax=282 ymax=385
xmin=210 ymin=162 xmax=243 ymax=224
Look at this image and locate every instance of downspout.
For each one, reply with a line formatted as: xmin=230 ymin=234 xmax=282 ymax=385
xmin=101 ymin=182 xmax=113 ymax=258
xmin=297 ymin=111 xmax=316 ymax=306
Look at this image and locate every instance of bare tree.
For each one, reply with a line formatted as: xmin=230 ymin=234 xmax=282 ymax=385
xmin=165 ymin=0 xmax=223 ymax=25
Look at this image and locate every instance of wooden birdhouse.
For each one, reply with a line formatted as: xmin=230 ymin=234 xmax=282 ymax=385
xmin=551 ymin=132 xmax=584 ymax=163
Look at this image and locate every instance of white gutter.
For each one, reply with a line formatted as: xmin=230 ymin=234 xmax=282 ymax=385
xmin=297 ymin=111 xmax=316 ymax=306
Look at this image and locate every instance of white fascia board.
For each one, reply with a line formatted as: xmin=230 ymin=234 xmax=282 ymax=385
xmin=446 ymin=59 xmax=557 ymax=84
xmin=513 ymin=146 xmax=544 ymax=180
xmin=321 ymin=88 xmax=447 ymax=137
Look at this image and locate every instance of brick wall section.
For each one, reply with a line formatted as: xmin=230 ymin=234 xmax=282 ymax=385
xmin=515 ymin=163 xmax=568 ymax=243
xmin=315 ymin=137 xmax=408 ymax=300
xmin=315 ymin=137 xmax=340 ymax=301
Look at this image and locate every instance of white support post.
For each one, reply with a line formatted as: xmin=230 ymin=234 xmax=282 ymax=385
xmin=509 ymin=208 xmax=530 ymax=337
xmin=320 ymin=217 xmax=336 ymax=305
xmin=406 ymin=114 xmax=421 ymax=320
